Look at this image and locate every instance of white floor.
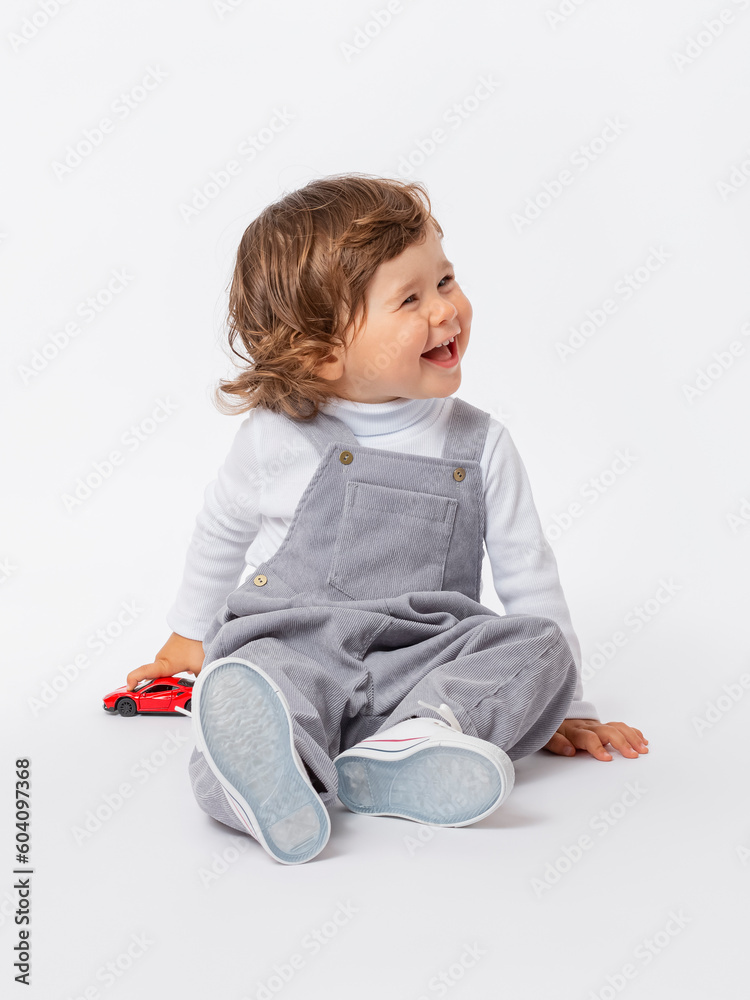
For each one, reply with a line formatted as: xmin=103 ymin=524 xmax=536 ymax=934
xmin=6 ymin=621 xmax=747 ymax=999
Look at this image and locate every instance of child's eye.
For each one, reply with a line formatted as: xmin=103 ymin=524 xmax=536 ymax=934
xmin=402 ymin=275 xmax=455 ymax=306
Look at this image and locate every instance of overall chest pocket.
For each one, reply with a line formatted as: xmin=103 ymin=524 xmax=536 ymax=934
xmin=327 ymin=480 xmax=459 ymax=600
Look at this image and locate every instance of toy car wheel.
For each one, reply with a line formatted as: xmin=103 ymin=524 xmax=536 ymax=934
xmin=184 ymin=699 xmax=192 ymax=713
xmin=116 ymin=697 xmax=137 ymax=717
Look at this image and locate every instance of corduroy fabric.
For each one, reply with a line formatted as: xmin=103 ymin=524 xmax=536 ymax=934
xmin=188 ymin=398 xmax=578 ymax=822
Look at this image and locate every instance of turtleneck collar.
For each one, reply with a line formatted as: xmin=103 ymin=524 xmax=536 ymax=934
xmin=320 ymin=395 xmax=445 ymax=438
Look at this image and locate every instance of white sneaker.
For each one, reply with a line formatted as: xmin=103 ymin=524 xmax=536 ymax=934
xmin=333 ymin=701 xmax=515 ymax=827
xmin=192 ymin=656 xmax=331 ymax=865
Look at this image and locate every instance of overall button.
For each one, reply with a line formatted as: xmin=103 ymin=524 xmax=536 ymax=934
xmin=453 ymin=467 xmax=466 ymax=482
xmin=339 ymin=450 xmax=353 ymax=465
xmin=253 ymin=574 xmax=267 ymax=586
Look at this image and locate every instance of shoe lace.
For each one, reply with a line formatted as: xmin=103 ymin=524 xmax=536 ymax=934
xmin=417 ymin=699 xmax=463 ymax=732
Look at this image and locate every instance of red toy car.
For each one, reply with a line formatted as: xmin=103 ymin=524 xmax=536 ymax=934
xmin=102 ymin=676 xmax=194 ymax=717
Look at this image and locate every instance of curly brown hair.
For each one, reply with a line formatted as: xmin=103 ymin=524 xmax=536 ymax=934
xmin=213 ymin=172 xmax=444 ymax=421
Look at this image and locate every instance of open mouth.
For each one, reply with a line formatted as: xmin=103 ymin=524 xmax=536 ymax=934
xmin=420 ymin=332 xmax=460 ymax=368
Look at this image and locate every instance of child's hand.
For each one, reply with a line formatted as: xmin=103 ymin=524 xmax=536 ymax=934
xmin=543 ymin=718 xmax=649 ymax=761
xmin=126 ymin=632 xmax=205 ymax=691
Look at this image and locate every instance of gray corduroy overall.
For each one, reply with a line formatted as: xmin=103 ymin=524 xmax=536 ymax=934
xmin=188 ymin=397 xmax=578 ymax=832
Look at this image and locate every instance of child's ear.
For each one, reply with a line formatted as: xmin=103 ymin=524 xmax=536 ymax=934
xmin=315 ymin=342 xmax=346 ymax=381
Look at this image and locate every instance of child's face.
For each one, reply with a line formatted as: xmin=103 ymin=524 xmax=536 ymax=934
xmin=317 ymin=226 xmax=472 ymax=403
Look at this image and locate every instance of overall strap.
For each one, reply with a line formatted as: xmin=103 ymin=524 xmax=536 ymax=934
xmin=278 ymin=408 xmax=360 ymax=455
xmin=441 ymin=397 xmax=491 ymax=464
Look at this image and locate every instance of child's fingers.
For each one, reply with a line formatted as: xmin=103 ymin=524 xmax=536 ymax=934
xmin=627 ymin=726 xmax=649 ymax=751
xmin=624 ymin=722 xmax=648 ymax=746
xmin=596 ymin=723 xmax=649 ymax=757
xmin=126 ymin=663 xmax=158 ymax=690
xmin=568 ymin=727 xmax=613 ymax=761
xmin=609 ymin=722 xmax=649 ymax=753
xmin=125 ymin=658 xmax=171 ymax=690
xmin=543 ymin=732 xmax=577 ymax=756
xmin=620 ymin=724 xmax=648 ymax=745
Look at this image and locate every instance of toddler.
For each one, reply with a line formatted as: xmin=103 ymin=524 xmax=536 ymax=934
xmin=127 ymin=174 xmax=648 ymax=865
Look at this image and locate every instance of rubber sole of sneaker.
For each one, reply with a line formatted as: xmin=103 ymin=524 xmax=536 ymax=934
xmin=335 ymin=744 xmax=514 ymax=827
xmin=194 ymin=658 xmax=331 ymax=865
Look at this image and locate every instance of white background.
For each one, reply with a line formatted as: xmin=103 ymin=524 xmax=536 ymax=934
xmin=2 ymin=1 xmax=749 ymax=998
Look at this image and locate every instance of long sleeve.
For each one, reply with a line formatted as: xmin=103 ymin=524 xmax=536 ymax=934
xmin=166 ymin=415 xmax=262 ymax=641
xmin=482 ymin=421 xmax=599 ymax=721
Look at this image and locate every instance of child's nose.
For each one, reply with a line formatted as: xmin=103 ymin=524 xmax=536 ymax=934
xmin=428 ymin=297 xmax=458 ymax=325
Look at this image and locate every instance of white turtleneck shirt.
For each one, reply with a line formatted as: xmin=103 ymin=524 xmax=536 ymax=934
xmin=166 ymin=394 xmax=598 ymax=720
